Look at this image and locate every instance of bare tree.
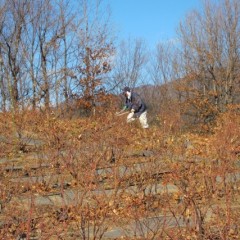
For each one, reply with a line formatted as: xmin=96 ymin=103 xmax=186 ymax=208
xmin=71 ymin=0 xmax=114 ymax=116
xmin=0 ymin=0 xmax=29 ymax=111
xmin=150 ymin=42 xmax=179 ymax=85
xmin=148 ymin=42 xmax=180 ymax=110
xmin=57 ymin=0 xmax=75 ymax=108
xmin=0 ymin=50 xmax=7 ymax=112
xmin=0 ymin=0 xmax=115 ymax=115
xmin=176 ymin=0 xmax=240 ymax=124
xmin=21 ymin=1 xmax=42 ymax=110
xmin=36 ymin=0 xmax=64 ymax=112
xmin=111 ymin=38 xmax=148 ymax=93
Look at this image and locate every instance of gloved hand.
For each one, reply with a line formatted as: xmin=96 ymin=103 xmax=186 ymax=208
xmin=127 ymin=111 xmax=135 ymax=123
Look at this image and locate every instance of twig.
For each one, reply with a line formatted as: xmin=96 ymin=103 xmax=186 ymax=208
xmin=115 ymin=111 xmax=129 ymax=116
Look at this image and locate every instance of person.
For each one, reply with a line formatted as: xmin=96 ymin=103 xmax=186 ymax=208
xmin=116 ymin=87 xmax=149 ymax=129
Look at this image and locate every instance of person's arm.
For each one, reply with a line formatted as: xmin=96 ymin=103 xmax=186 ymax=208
xmin=116 ymin=98 xmax=132 ymax=115
xmin=131 ymin=93 xmax=142 ymax=112
xmin=122 ymin=105 xmax=127 ymax=111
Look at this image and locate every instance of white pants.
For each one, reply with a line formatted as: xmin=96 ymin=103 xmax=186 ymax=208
xmin=127 ymin=111 xmax=149 ymax=128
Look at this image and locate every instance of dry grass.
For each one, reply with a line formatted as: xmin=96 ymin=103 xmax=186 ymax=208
xmin=0 ymin=107 xmax=239 ymax=239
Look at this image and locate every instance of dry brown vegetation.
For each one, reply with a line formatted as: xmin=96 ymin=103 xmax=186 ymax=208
xmin=0 ymin=0 xmax=240 ymax=239
xmin=0 ymin=103 xmax=239 ymax=239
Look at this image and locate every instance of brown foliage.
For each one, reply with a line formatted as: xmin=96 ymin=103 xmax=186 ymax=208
xmin=0 ymin=105 xmax=239 ymax=239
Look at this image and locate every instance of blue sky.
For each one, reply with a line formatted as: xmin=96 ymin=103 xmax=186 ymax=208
xmin=107 ymin=0 xmax=201 ymax=47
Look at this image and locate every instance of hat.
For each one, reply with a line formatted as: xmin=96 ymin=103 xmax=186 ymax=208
xmin=122 ymin=87 xmax=131 ymax=93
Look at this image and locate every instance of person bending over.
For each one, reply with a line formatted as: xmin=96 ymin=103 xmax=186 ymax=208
xmin=116 ymin=87 xmax=149 ymax=129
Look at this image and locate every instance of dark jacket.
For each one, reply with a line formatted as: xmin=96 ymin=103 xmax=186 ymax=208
xmin=125 ymin=92 xmax=147 ymax=117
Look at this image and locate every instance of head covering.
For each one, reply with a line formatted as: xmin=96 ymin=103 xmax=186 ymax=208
xmin=122 ymin=86 xmax=131 ymax=94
